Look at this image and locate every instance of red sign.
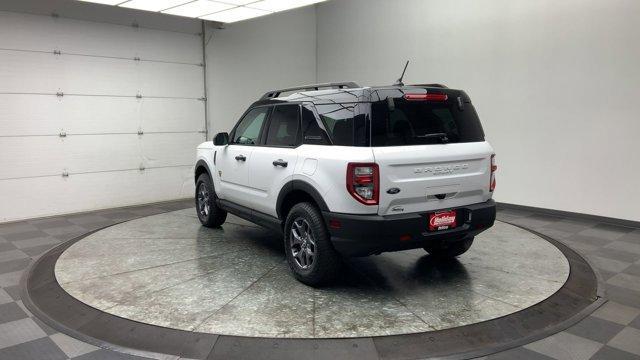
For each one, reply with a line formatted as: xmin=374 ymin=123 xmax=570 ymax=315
xmin=429 ymin=210 xmax=457 ymax=231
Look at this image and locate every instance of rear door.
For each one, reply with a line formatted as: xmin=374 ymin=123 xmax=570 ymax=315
xmin=248 ymin=104 xmax=301 ymax=216
xmin=217 ymin=106 xmax=270 ymax=206
xmin=370 ymin=91 xmax=494 ymax=216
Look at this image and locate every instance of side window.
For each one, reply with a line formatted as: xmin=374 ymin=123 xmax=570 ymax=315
xmin=301 ymin=105 xmax=331 ymax=145
xmin=231 ymin=107 xmax=269 ymax=145
xmin=265 ymin=105 xmax=300 ymax=147
xmin=316 ymin=103 xmax=358 ymax=146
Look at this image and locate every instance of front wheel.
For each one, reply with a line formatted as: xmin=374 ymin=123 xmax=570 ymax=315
xmin=195 ymin=174 xmax=227 ymax=228
xmin=424 ymin=237 xmax=474 ymax=258
xmin=284 ymin=202 xmax=341 ymax=287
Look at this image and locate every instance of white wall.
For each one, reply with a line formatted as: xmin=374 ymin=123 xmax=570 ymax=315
xmin=205 ymin=6 xmax=317 ymax=136
xmin=316 ymin=0 xmax=640 ymax=222
xmin=3 ymin=0 xmax=636 ymax=222
xmin=0 ymin=10 xmax=205 ymax=222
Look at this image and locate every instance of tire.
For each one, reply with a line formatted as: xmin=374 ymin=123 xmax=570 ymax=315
xmin=284 ymin=202 xmax=341 ymax=286
xmin=195 ymin=174 xmax=227 ymax=228
xmin=424 ymin=237 xmax=474 ymax=258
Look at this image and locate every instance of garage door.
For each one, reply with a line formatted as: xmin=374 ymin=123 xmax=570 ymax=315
xmin=0 ymin=11 xmax=205 ymax=222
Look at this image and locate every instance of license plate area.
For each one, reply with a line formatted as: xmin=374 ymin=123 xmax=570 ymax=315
xmin=428 ymin=210 xmax=457 ymax=231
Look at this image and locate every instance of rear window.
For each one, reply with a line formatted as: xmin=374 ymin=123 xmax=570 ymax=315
xmin=370 ymin=98 xmax=485 ymax=146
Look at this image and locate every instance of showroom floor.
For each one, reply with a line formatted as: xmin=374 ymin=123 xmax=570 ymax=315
xmin=54 ymin=213 xmax=568 ymax=338
xmin=1 ymin=200 xmax=639 ymax=359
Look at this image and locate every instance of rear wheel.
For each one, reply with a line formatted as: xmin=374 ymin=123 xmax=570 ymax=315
xmin=284 ymin=202 xmax=341 ymax=286
xmin=424 ymin=237 xmax=474 ymax=258
xmin=195 ymin=174 xmax=227 ymax=228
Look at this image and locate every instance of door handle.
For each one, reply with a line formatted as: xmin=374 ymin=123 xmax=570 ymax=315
xmin=235 ymin=155 xmax=246 ymax=162
xmin=272 ymin=159 xmax=288 ymax=168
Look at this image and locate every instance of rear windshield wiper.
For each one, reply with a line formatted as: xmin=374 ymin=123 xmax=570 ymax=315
xmin=414 ymin=133 xmax=449 ymax=143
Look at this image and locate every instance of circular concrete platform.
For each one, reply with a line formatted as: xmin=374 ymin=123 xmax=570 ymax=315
xmin=52 ymin=209 xmax=569 ymax=338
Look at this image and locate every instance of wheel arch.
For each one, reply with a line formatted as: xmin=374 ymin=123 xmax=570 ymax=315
xmin=195 ymin=159 xmax=212 ymax=183
xmin=276 ymin=180 xmax=329 ymax=220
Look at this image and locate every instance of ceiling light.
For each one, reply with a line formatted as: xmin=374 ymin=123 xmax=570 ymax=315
xmin=77 ymin=0 xmax=127 ymax=5
xmin=249 ymin=0 xmax=326 ymax=12
xmin=119 ymin=0 xmax=192 ymax=12
xmin=200 ymin=6 xmax=270 ymax=23
xmin=162 ymin=0 xmax=235 ymax=18
xmin=217 ymin=0 xmax=256 ymax=4
xmin=74 ymin=0 xmax=325 ymax=23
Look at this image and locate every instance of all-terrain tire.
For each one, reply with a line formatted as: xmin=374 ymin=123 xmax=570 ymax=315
xmin=284 ymin=202 xmax=341 ymax=286
xmin=195 ymin=174 xmax=227 ymax=228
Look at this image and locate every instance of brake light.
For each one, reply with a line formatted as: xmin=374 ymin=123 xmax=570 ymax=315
xmin=490 ymin=154 xmax=497 ymax=192
xmin=404 ymin=93 xmax=448 ymax=102
xmin=346 ymin=163 xmax=379 ymax=205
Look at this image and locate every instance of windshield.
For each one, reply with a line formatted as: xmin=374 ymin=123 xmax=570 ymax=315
xmin=370 ymin=98 xmax=485 ymax=146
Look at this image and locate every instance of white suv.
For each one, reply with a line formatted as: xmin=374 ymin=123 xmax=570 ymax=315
xmin=195 ymin=82 xmax=497 ymax=286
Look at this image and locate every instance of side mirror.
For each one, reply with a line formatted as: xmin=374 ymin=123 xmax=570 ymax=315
xmin=213 ymin=132 xmax=229 ymax=146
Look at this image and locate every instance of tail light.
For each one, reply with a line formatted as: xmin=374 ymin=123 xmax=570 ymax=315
xmin=404 ymin=93 xmax=448 ymax=101
xmin=346 ymin=163 xmax=379 ymax=205
xmin=490 ymin=154 xmax=497 ymax=192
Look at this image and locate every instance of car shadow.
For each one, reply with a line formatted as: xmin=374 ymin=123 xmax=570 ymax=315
xmin=195 ymin=221 xmax=471 ymax=294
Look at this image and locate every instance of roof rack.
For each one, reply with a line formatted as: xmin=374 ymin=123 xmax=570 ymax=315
xmin=409 ymin=83 xmax=449 ymax=88
xmin=260 ymin=82 xmax=360 ymax=100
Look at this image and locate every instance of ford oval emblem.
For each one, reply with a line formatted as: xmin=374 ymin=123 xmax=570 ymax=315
xmin=387 ymin=187 xmax=401 ymax=194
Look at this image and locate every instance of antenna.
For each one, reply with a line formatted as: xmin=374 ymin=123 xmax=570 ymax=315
xmin=394 ymin=60 xmax=410 ymax=86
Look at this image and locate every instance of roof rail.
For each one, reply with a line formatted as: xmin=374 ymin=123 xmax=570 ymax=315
xmin=260 ymin=82 xmax=360 ymax=100
xmin=409 ymin=83 xmax=448 ymax=89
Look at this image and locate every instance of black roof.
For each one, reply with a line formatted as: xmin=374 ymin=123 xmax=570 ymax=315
xmin=252 ymin=82 xmax=470 ymax=107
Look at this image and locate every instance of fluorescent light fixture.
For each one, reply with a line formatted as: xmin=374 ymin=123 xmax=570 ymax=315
xmin=249 ymin=0 xmax=326 ymax=12
xmin=200 ymin=6 xmax=270 ymax=23
xmin=74 ymin=0 xmax=327 ymax=23
xmin=77 ymin=0 xmax=126 ymax=5
xmin=119 ymin=0 xmax=191 ymax=12
xmin=162 ymin=0 xmax=234 ymax=18
xmin=217 ymin=0 xmax=257 ymax=4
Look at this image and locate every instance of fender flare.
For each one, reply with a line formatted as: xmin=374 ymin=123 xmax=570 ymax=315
xmin=194 ymin=159 xmax=212 ymax=183
xmin=276 ymin=180 xmax=329 ymax=219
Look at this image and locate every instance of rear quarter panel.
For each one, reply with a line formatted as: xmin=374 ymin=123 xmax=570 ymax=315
xmin=293 ymin=145 xmax=377 ymax=215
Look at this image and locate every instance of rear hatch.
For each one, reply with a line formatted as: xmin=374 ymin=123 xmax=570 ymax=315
xmin=369 ymin=88 xmax=494 ymax=216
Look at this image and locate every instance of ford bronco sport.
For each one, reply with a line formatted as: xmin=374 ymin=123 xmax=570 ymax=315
xmin=195 ymin=82 xmax=496 ymax=286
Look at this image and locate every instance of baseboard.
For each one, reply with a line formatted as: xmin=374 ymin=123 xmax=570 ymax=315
xmin=496 ymin=202 xmax=640 ymax=229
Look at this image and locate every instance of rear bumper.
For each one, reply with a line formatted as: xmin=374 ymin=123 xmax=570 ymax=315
xmin=322 ymin=199 xmax=496 ymax=257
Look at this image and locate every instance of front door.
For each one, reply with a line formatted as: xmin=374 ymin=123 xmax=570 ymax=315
xmin=248 ymin=104 xmax=301 ymax=216
xmin=217 ymin=106 xmax=270 ymax=206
